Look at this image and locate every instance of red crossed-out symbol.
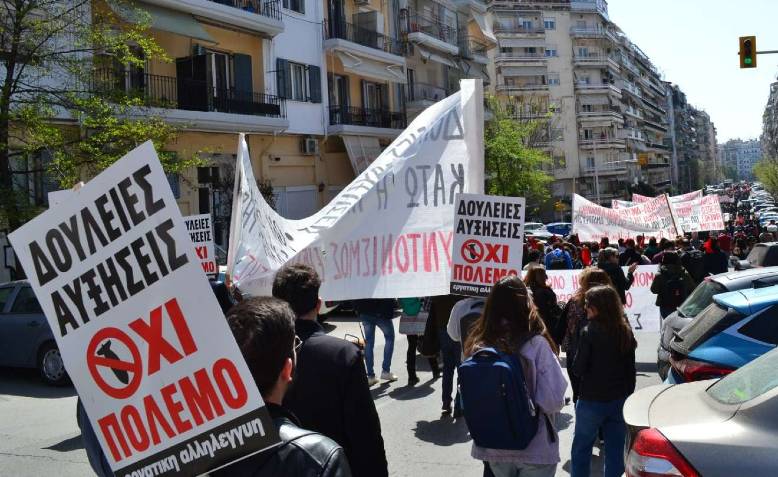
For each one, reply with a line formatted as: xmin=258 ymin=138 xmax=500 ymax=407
xmin=461 ymin=239 xmax=485 ymax=264
xmin=87 ymin=327 xmax=142 ymax=399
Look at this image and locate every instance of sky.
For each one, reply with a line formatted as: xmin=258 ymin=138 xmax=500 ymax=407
xmin=607 ymin=0 xmax=778 ymax=143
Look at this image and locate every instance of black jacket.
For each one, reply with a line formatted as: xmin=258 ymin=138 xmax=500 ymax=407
xmin=619 ymin=248 xmax=642 ymax=266
xmin=530 ymin=285 xmax=563 ymax=345
xmin=598 ymin=261 xmax=634 ymax=304
xmin=703 ymin=250 xmax=728 ymax=277
xmin=284 ymin=319 xmax=388 ymax=477
xmin=214 ymin=403 xmax=352 ymax=477
xmin=572 ymin=321 xmax=636 ymax=402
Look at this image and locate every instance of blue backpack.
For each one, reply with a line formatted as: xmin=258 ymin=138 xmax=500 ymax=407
xmin=458 ymin=347 xmax=538 ymax=450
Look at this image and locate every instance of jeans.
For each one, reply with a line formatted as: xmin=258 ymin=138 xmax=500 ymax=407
xmin=439 ymin=328 xmax=461 ymax=407
xmin=488 ymin=462 xmax=556 ymax=477
xmin=571 ymin=398 xmax=628 ymax=477
xmin=361 ymin=314 xmax=395 ymax=377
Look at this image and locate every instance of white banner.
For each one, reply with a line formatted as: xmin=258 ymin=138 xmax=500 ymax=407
xmin=228 ymin=80 xmax=485 ymax=300
xmin=633 ymin=190 xmax=702 ymax=204
xmin=541 ymin=266 xmax=660 ymax=332
xmin=611 ymin=199 xmax=633 ymax=209
xmin=572 ymin=194 xmax=679 ymax=242
xmin=450 ymin=193 xmax=525 ymax=297
xmin=671 ymin=194 xmax=725 ymax=233
xmin=183 ymin=214 xmax=217 ymax=277
xmin=10 ymin=143 xmax=277 ymax=476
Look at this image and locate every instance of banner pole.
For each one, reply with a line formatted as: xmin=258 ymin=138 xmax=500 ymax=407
xmin=665 ymin=193 xmax=681 ymax=237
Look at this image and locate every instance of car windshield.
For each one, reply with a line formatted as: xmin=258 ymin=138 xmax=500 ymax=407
xmin=708 ymin=348 xmax=778 ymax=404
xmin=677 ymin=280 xmax=727 ymax=318
xmin=748 ymin=246 xmax=769 ymax=267
xmin=525 ymin=223 xmax=543 ymax=231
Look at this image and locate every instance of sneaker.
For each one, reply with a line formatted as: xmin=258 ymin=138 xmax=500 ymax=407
xmin=407 ymin=374 xmax=420 ymax=386
xmin=367 ymin=376 xmax=379 ymax=387
xmin=380 ymin=371 xmax=398 ymax=382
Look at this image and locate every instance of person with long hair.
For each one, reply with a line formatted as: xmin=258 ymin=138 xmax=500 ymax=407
xmin=524 ymin=266 xmax=563 ymax=346
xmin=558 ymin=268 xmax=613 ymax=403
xmin=570 ymin=286 xmax=637 ymax=477
xmin=465 ymin=276 xmax=567 ymax=477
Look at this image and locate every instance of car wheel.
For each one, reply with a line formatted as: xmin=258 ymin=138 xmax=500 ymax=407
xmin=657 ymin=359 xmax=670 ymax=382
xmin=38 ymin=342 xmax=69 ymax=386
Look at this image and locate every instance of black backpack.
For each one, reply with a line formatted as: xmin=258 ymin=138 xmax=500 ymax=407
xmin=681 ymin=250 xmax=705 ymax=283
xmin=664 ymin=274 xmax=688 ymax=308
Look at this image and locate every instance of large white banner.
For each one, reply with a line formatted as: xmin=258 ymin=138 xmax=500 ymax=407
xmin=541 ymin=266 xmax=661 ymax=332
xmin=10 ymin=143 xmax=277 ymax=476
xmin=611 ymin=199 xmax=633 ymax=209
xmin=450 ymin=193 xmax=525 ymax=297
xmin=671 ymin=194 xmax=725 ymax=233
xmin=228 ymin=80 xmax=485 ymax=300
xmin=633 ymin=190 xmax=702 ymax=204
xmin=572 ymin=194 xmax=679 ymax=242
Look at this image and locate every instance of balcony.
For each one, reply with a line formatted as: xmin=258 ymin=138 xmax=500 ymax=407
xmin=623 ymin=105 xmax=643 ymax=119
xmin=406 ymin=83 xmax=450 ymax=110
xmin=324 ymin=21 xmax=406 ymax=83
xmin=496 ymin=83 xmax=549 ymax=93
xmin=496 ymin=52 xmax=547 ymax=65
xmin=573 ymin=54 xmax=619 ymax=71
xmin=578 ymin=136 xmax=626 ymax=150
xmin=643 ymin=118 xmax=668 ymax=133
xmin=642 ymin=158 xmax=670 ymax=169
xmin=575 ymin=82 xmax=621 ymax=97
xmin=93 ymin=69 xmax=288 ymax=133
xmin=577 ymin=108 xmax=623 ymax=123
xmin=621 ymin=128 xmax=645 ymax=141
xmin=458 ymin=36 xmax=490 ymax=64
xmin=493 ymin=24 xmax=545 ymax=36
xmin=569 ymin=26 xmax=616 ymax=42
xmin=620 ymin=81 xmax=642 ymax=99
xmin=325 ymin=21 xmax=403 ymax=56
xmin=145 ymin=0 xmax=283 ymax=37
xmin=571 ymin=0 xmax=609 ymax=18
xmin=583 ymin=160 xmax=632 ymax=176
xmin=328 ymin=105 xmax=406 ymax=138
xmin=405 ymin=12 xmax=459 ymax=55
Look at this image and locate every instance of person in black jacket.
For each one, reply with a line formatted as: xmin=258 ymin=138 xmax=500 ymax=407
xmin=618 ymin=238 xmax=642 ymax=266
xmin=598 ymin=247 xmax=637 ymax=304
xmin=217 ymin=296 xmax=352 ymax=477
xmin=273 ymin=264 xmax=388 ymax=477
xmin=702 ymin=238 xmax=729 ymax=277
xmin=571 ymin=286 xmax=636 ymax=477
xmin=524 ymin=265 xmax=563 ymax=346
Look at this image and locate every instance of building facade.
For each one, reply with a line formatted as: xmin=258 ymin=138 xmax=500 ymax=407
xmin=719 ymin=139 xmax=761 ymax=182
xmin=487 ymin=0 xmax=672 ymax=206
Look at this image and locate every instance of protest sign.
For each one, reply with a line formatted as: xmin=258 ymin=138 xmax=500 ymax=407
xmin=611 ymin=199 xmax=633 ymax=209
xmin=536 ymin=266 xmax=660 ymax=332
xmin=10 ymin=142 xmax=277 ymax=476
xmin=572 ymin=194 xmax=679 ymax=242
xmin=228 ymin=79 xmax=485 ymax=300
xmin=670 ymin=194 xmax=725 ymax=233
xmin=183 ymin=214 xmax=217 ymax=277
xmin=719 ymin=195 xmax=735 ymax=204
xmin=633 ymin=190 xmax=702 ymax=204
xmin=450 ymin=193 xmax=525 ymax=297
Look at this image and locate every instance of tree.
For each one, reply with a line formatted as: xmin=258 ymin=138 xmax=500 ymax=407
xmin=484 ymin=95 xmax=554 ymax=206
xmin=755 ymin=159 xmax=778 ymax=195
xmin=0 ymin=0 xmax=199 ymax=231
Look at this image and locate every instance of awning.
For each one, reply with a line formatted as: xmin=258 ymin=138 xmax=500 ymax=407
xmin=342 ymin=135 xmax=382 ymax=174
xmin=416 ymin=46 xmax=458 ymax=68
xmin=499 ymin=38 xmax=545 ymax=48
xmin=110 ymin=2 xmax=216 ymax=43
xmin=500 ymin=66 xmax=546 ymax=76
xmin=335 ymin=51 xmax=406 ymax=83
xmin=471 ymin=12 xmax=497 ymax=44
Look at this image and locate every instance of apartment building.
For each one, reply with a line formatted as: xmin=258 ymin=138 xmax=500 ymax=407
xmin=694 ymin=110 xmax=718 ymax=183
xmin=486 ymin=0 xmax=672 ymax=206
xmin=763 ymin=81 xmax=778 ymax=160
xmin=719 ymin=139 xmax=761 ymax=182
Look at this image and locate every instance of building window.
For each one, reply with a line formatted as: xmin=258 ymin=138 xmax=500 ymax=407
xmin=290 ymin=62 xmax=308 ymax=101
xmin=586 ymin=157 xmax=595 ymax=169
xmin=544 ymin=17 xmax=556 ymax=30
xmin=282 ymin=0 xmax=304 ymax=14
xmin=521 ymin=20 xmax=533 ymax=30
xmin=277 ymin=58 xmax=321 ymax=102
xmin=167 ymin=173 xmax=181 ymax=199
xmin=548 ymin=73 xmax=560 ymax=86
xmin=545 ymin=48 xmax=557 ymax=57
xmin=582 ymin=104 xmax=592 ymax=113
xmin=525 ymin=47 xmax=537 ymax=55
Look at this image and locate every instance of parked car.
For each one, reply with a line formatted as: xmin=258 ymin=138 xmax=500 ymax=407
xmin=0 ymin=281 xmax=67 ymax=385
xmin=524 ymin=222 xmax=545 ymax=233
xmin=545 ymin=222 xmax=572 ymax=236
xmin=734 ymin=242 xmax=778 ymax=270
xmin=657 ymin=267 xmax=778 ymax=379
xmin=666 ymin=285 xmax=778 ymax=384
xmin=624 ymin=347 xmax=778 ymax=477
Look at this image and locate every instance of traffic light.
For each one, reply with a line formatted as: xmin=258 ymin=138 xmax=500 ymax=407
xmin=740 ymin=36 xmax=757 ymax=68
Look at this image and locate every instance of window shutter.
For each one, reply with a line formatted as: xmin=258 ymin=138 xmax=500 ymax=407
xmin=308 ymin=65 xmax=321 ymax=103
xmin=276 ymin=58 xmax=290 ymax=98
xmin=233 ymin=53 xmax=253 ymax=95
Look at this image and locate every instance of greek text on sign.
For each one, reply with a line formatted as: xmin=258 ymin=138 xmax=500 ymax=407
xmin=572 ymin=194 xmax=679 ymax=242
xmin=183 ymin=214 xmax=217 ymax=276
xmin=451 ymin=193 xmax=526 ymax=297
xmin=9 ymin=142 xmax=278 ymax=476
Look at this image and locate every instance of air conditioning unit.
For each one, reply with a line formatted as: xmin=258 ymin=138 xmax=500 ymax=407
xmin=301 ymin=137 xmax=319 ymax=155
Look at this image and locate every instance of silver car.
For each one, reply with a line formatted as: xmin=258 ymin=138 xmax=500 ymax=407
xmin=624 ymin=347 xmax=778 ymax=476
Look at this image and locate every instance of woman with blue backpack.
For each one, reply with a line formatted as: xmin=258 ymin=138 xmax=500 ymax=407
xmin=570 ymin=285 xmax=637 ymax=477
xmin=460 ymin=275 xmax=568 ymax=477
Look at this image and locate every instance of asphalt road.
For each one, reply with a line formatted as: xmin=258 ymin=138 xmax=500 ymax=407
xmin=0 ymin=313 xmax=661 ymax=477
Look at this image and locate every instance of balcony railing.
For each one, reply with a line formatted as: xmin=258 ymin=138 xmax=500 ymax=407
xmin=496 ymin=83 xmax=549 ymax=92
xmin=207 ymin=0 xmax=282 ymax=20
xmin=458 ymin=35 xmax=489 ymax=59
xmin=497 ymin=52 xmax=546 ymax=61
xmin=93 ymin=69 xmax=286 ymax=118
xmin=329 ymin=105 xmax=406 ymax=129
xmin=583 ymin=160 xmax=630 ymax=175
xmin=493 ymin=24 xmax=545 ymax=34
xmin=324 ymin=20 xmax=403 ymax=55
xmin=405 ymin=12 xmax=458 ymax=46
xmin=406 ymin=82 xmax=449 ymax=102
xmin=569 ymin=26 xmax=614 ymax=40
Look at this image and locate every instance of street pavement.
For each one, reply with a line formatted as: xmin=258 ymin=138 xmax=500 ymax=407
xmin=0 ymin=312 xmax=661 ymax=477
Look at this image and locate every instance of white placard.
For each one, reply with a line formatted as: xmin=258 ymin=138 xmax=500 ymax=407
xmin=633 ymin=190 xmax=702 ymax=204
xmin=450 ymin=193 xmax=525 ymax=297
xmin=671 ymin=194 xmax=726 ymax=233
xmin=10 ymin=142 xmax=277 ymax=476
xmin=228 ymin=80 xmax=485 ymax=300
xmin=183 ymin=214 xmax=217 ymax=277
xmin=572 ymin=194 xmax=679 ymax=242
